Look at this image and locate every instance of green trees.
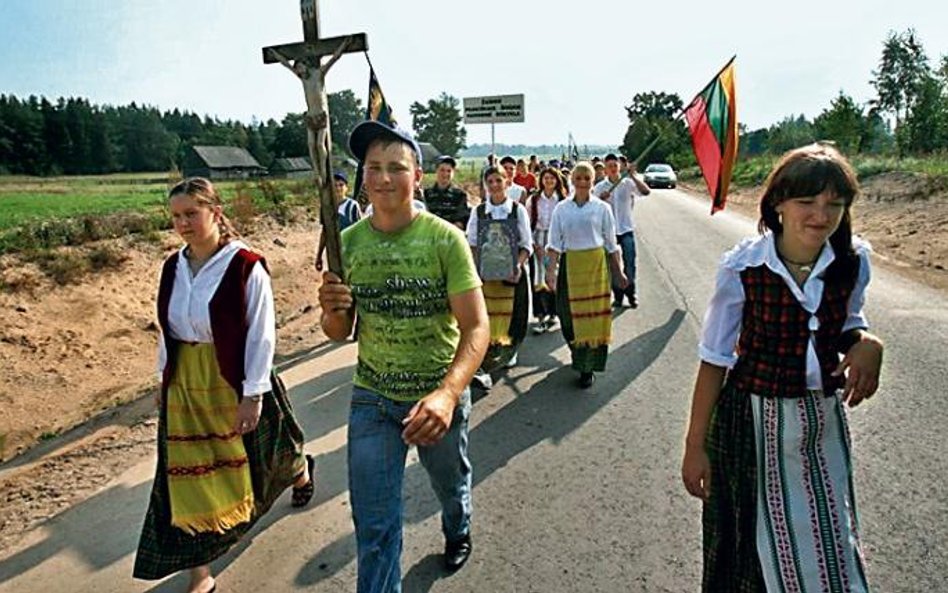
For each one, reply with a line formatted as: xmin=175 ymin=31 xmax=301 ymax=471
xmin=0 ymin=88 xmax=399 ymax=175
xmin=766 ymin=115 xmax=816 ymax=155
xmin=871 ymin=29 xmax=931 ymax=130
xmin=813 ymin=93 xmax=864 ymax=155
xmin=870 ymin=28 xmax=947 ymax=155
xmin=328 ymin=89 xmax=364 ymax=151
xmin=732 ymin=28 xmax=947 ymax=159
xmin=619 ymin=91 xmax=689 ymax=166
xmin=901 ymin=76 xmax=948 ymax=153
xmin=0 ymin=96 xmax=333 ymax=175
xmin=409 ymin=93 xmax=467 ymax=157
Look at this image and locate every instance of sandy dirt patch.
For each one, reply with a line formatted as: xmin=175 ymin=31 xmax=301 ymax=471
xmin=700 ymin=172 xmax=948 ymax=291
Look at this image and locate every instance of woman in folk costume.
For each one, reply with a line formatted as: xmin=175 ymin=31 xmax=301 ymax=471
xmin=545 ymin=162 xmax=628 ymax=389
xmin=466 ymin=166 xmax=533 ymax=373
xmin=527 ymin=167 xmax=568 ymax=334
xmin=134 ymin=178 xmax=313 ymax=593
xmin=681 ymin=144 xmax=884 ymax=592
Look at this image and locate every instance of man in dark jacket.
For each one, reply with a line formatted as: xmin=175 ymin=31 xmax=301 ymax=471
xmin=424 ymin=155 xmax=470 ymax=229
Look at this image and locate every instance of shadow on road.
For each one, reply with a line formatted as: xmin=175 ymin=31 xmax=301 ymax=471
xmin=0 ymin=361 xmax=356 ymax=589
xmin=295 ymin=308 xmax=686 ymax=591
xmin=0 ymin=307 xmax=684 ymax=591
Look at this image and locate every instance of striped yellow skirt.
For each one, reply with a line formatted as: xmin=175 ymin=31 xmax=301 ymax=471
xmin=562 ymin=247 xmax=612 ymax=347
xmin=165 ymin=343 xmax=254 ymax=535
xmin=135 ymin=342 xmax=306 ymax=580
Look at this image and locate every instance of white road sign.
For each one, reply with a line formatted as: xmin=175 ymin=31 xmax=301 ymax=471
xmin=463 ymin=94 xmax=525 ymax=124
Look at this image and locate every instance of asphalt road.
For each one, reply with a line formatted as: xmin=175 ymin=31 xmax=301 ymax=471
xmin=1 ymin=189 xmax=945 ymax=592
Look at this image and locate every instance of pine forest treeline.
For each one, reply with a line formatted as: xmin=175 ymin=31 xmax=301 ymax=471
xmin=0 ymin=95 xmax=330 ymax=176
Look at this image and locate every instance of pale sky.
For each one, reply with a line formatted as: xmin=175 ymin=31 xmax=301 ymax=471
xmin=2 ymin=0 xmax=946 ymax=148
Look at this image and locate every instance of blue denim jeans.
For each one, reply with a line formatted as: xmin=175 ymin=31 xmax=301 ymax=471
xmin=348 ymin=386 xmax=472 ymax=593
xmin=613 ymin=231 xmax=637 ymax=301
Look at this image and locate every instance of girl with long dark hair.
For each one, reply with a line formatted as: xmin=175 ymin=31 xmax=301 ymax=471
xmin=681 ymin=144 xmax=884 ymax=591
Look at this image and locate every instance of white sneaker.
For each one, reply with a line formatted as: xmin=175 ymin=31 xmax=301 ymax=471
xmin=545 ymin=317 xmax=559 ymax=332
xmin=472 ymin=372 xmax=493 ymax=390
xmin=532 ymin=319 xmax=548 ymax=335
xmin=504 ymin=352 xmax=518 ymax=368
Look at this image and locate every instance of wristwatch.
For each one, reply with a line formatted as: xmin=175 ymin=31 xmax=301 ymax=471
xmin=245 ymin=394 xmax=263 ymax=402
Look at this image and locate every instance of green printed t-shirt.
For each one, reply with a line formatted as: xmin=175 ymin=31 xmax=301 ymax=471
xmin=342 ymin=211 xmax=482 ymax=401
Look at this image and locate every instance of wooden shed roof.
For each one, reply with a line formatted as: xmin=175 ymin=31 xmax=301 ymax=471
xmin=270 ymin=157 xmax=312 ymax=172
xmin=191 ymin=145 xmax=264 ymax=169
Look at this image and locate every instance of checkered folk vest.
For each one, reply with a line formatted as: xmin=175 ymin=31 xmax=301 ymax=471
xmin=729 ymin=264 xmax=853 ymax=398
xmin=157 ymin=248 xmax=267 ymax=398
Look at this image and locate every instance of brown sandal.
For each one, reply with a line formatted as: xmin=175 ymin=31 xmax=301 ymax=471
xmin=291 ymin=454 xmax=315 ymax=508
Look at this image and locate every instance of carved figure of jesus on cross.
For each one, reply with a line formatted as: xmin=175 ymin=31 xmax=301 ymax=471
xmin=262 ymin=0 xmax=367 ymax=275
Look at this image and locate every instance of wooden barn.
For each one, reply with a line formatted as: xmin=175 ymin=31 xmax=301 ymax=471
xmin=183 ymin=146 xmax=266 ymax=180
xmin=270 ymin=155 xmax=359 ymax=179
xmin=270 ymin=156 xmax=313 ymax=179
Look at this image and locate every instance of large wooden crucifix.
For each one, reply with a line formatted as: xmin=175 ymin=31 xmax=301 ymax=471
xmin=262 ymin=0 xmax=367 ymax=275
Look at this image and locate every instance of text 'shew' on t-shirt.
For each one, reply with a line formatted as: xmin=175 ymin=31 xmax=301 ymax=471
xmin=341 ymin=212 xmax=482 ymax=401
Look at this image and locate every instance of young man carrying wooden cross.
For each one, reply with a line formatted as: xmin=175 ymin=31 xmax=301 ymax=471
xmin=318 ymin=121 xmax=489 ymax=592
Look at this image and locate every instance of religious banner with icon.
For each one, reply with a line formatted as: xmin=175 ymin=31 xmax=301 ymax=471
xmin=477 ymin=217 xmax=519 ymax=281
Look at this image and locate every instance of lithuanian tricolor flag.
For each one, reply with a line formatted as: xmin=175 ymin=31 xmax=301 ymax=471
xmin=684 ymin=57 xmax=738 ymax=214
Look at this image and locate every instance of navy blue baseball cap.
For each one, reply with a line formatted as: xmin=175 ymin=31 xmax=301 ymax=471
xmin=437 ymin=155 xmax=457 ymax=168
xmin=348 ymin=120 xmax=423 ymax=166
xmin=332 ymin=171 xmax=348 ymax=184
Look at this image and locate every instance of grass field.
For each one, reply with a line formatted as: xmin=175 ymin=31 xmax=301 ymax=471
xmin=0 ymin=173 xmax=318 ymax=254
xmin=2 ymin=151 xmax=945 ymax=252
xmin=0 ymin=188 xmax=168 ymax=231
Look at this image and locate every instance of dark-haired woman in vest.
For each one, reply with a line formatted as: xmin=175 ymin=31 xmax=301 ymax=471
xmin=681 ymin=144 xmax=884 ymax=592
xmin=133 ymin=177 xmax=313 ymax=593
xmin=466 ymin=166 xmax=533 ymax=382
xmin=526 ymin=167 xmax=568 ymax=334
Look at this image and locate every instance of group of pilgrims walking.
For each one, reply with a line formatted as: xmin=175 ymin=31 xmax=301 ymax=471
xmin=134 ymin=118 xmax=884 ymax=593
xmin=465 ymin=151 xmax=649 ymax=389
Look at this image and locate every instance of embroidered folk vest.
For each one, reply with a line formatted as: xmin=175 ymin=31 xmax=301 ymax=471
xmin=728 ymin=264 xmax=855 ymax=398
xmin=157 ymin=248 xmax=267 ymax=398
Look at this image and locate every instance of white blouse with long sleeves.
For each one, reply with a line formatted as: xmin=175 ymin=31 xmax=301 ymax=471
xmin=465 ymin=197 xmax=534 ymax=255
xmin=699 ymin=233 xmax=871 ymax=390
xmin=526 ymin=192 xmax=559 ymax=232
xmin=545 ymin=196 xmax=620 ymax=254
xmin=156 ymin=240 xmax=276 ymax=396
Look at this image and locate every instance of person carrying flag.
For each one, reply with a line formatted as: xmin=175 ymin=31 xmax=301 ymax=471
xmin=593 ymin=153 xmax=650 ymax=308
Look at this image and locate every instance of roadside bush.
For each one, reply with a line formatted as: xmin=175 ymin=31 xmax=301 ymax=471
xmin=257 ymin=179 xmax=293 ymax=224
xmin=229 ymin=186 xmax=258 ymax=232
xmin=87 ymin=245 xmax=129 ymax=271
xmin=0 ymin=211 xmax=169 ymax=255
xmin=27 ymin=249 xmax=91 ymax=285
